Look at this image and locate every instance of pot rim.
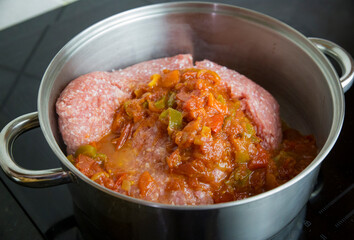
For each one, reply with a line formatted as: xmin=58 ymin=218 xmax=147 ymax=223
xmin=38 ymin=1 xmax=344 ymax=210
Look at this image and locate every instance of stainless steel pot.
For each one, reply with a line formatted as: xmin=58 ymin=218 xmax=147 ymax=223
xmin=1 ymin=2 xmax=353 ymax=240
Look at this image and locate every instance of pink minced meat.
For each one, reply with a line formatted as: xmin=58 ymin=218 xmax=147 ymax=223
xmin=56 ymin=54 xmax=193 ymax=154
xmin=195 ymin=60 xmax=282 ymax=150
xmin=110 ymin=54 xmax=194 ymax=93
xmin=56 ymin=72 xmax=128 ymax=154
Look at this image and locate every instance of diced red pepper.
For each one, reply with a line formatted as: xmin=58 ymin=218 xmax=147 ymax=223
xmin=166 ymin=149 xmax=182 ymax=169
xmin=75 ymin=154 xmax=101 ymax=178
xmin=248 ymin=147 xmax=269 ymax=170
xmin=113 ymin=173 xmax=127 ymax=189
xmin=183 ymin=96 xmax=204 ymax=112
xmin=206 ymin=114 xmax=224 ymax=133
xmin=160 ymin=70 xmax=180 ymax=88
xmin=138 ymin=171 xmax=156 ymax=197
xmin=114 ymin=123 xmax=133 ymax=150
xmin=207 ymin=93 xmax=228 ymax=114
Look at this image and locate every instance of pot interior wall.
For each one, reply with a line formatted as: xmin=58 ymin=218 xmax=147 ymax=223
xmin=46 ymin=6 xmax=333 ymax=154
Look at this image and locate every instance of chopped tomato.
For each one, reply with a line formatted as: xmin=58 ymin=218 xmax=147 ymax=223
xmin=75 ymin=154 xmax=101 ymax=178
xmin=207 ymin=93 xmax=228 ymax=114
xmin=166 ymin=149 xmax=182 ymax=169
xmin=160 ymin=70 xmax=180 ymax=88
xmin=248 ymin=146 xmax=269 ymax=170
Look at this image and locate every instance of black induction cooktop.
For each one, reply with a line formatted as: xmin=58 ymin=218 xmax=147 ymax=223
xmin=0 ymin=1 xmax=353 ymax=239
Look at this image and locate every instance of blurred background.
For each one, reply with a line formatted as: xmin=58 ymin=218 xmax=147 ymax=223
xmin=0 ymin=0 xmax=77 ymax=30
xmin=0 ymin=1 xmax=353 ymax=239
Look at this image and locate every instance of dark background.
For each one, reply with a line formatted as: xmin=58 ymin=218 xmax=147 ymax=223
xmin=0 ymin=0 xmax=353 ymax=239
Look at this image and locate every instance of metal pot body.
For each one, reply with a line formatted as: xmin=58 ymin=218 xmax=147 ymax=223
xmin=1 ymin=2 xmax=353 ymax=240
xmin=68 ymin=165 xmax=320 ymax=240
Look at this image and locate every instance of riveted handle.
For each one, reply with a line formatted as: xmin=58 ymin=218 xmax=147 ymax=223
xmin=309 ymin=37 xmax=354 ymax=93
xmin=0 ymin=112 xmax=73 ymax=187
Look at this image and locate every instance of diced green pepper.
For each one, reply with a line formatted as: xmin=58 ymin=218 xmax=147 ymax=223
xmin=217 ymin=94 xmax=226 ymax=104
xmin=245 ymin=122 xmax=256 ymax=136
xmin=67 ymin=154 xmax=75 ymax=164
xmin=142 ymin=101 xmax=148 ymax=108
xmin=75 ymin=144 xmax=97 ymax=158
xmin=234 ymin=165 xmax=251 ymax=186
xmin=235 ymin=150 xmax=250 ymax=163
xmin=167 ymin=92 xmax=176 ymax=108
xmin=230 ymin=101 xmax=241 ymax=117
xmin=154 ymin=96 xmax=166 ymax=109
xmin=159 ymin=108 xmax=183 ymax=130
xmin=124 ymin=100 xmax=133 ymax=117
xmin=234 ymin=101 xmax=241 ymax=110
xmin=95 ymin=153 xmax=107 ymax=163
xmin=250 ymin=135 xmax=260 ymax=143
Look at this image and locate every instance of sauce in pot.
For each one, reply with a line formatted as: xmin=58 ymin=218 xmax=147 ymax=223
xmin=68 ymin=68 xmax=317 ymax=205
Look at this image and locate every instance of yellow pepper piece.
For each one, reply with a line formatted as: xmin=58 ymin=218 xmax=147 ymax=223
xmin=121 ymin=180 xmax=132 ymax=192
xmin=160 ymin=70 xmax=180 ymax=88
xmin=67 ymin=155 xmax=75 ymax=164
xmin=134 ymin=88 xmax=144 ymax=98
xmin=91 ymin=172 xmax=109 ymax=181
xmin=148 ymin=74 xmax=161 ymax=88
xmin=201 ymin=126 xmax=211 ymax=137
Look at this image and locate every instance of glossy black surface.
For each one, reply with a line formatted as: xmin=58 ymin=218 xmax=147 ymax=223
xmin=0 ymin=1 xmax=353 ymax=239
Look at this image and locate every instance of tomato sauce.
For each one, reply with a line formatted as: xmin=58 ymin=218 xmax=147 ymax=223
xmin=68 ymin=68 xmax=317 ymax=204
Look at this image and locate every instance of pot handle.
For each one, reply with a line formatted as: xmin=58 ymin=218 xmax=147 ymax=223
xmin=0 ymin=112 xmax=73 ymax=187
xmin=309 ymin=37 xmax=354 ymax=93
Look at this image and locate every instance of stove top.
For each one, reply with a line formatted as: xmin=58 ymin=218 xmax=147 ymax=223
xmin=0 ymin=1 xmax=353 ymax=239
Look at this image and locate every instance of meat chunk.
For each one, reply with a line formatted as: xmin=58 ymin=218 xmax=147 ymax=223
xmin=56 ymin=54 xmax=194 ymax=154
xmin=56 ymin=72 xmax=129 ymax=154
xmin=195 ymin=60 xmax=282 ymax=150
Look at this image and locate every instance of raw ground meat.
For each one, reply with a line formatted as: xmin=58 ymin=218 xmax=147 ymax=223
xmin=195 ymin=60 xmax=282 ymax=150
xmin=56 ymin=72 xmax=129 ymax=154
xmin=110 ymin=54 xmax=194 ymax=93
xmin=56 ymin=54 xmax=193 ymax=154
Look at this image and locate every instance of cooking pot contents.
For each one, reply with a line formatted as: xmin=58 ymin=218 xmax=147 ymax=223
xmin=56 ymin=55 xmax=317 ymax=205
